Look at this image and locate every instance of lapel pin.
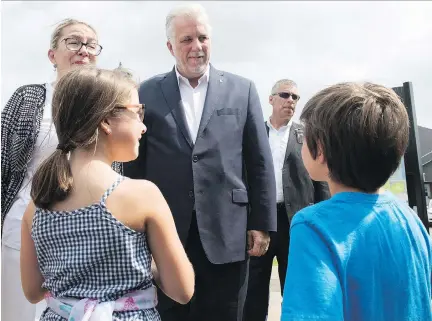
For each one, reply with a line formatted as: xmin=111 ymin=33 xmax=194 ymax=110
xmin=295 ymin=128 xmax=304 ymax=144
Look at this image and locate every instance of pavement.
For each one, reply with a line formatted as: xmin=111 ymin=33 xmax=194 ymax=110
xmin=268 ymin=266 xmax=282 ymax=321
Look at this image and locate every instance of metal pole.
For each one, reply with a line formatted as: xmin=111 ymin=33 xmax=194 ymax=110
xmin=393 ymin=82 xmax=428 ymax=229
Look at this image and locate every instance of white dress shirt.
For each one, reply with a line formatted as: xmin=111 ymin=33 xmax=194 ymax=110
xmin=175 ymin=65 xmax=210 ymax=143
xmin=267 ymin=118 xmax=293 ymax=203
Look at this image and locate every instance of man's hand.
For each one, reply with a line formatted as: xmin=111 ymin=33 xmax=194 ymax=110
xmin=247 ymin=230 xmax=270 ymax=257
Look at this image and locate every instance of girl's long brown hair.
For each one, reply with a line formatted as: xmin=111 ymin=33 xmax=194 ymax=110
xmin=31 ymin=67 xmax=136 ymax=209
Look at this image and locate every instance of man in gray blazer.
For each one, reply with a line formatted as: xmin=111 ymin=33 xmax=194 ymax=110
xmin=243 ymin=79 xmax=330 ymax=321
xmin=123 ymin=4 xmax=276 ymax=321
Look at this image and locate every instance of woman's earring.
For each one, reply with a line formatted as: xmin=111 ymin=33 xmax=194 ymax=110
xmin=53 ymin=64 xmax=57 ymax=71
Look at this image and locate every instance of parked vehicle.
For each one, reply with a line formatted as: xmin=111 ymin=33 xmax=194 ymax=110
xmin=428 ymin=200 xmax=432 ymax=222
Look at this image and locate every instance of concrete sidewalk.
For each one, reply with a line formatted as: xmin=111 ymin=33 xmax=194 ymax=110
xmin=268 ymin=267 xmax=282 ymax=321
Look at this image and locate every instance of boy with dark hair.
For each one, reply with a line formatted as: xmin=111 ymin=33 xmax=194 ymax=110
xmin=281 ymin=82 xmax=432 ymax=321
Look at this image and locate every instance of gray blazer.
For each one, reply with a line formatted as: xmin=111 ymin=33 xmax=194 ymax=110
xmin=266 ymin=121 xmax=330 ymax=221
xmin=124 ymin=65 xmax=277 ymax=264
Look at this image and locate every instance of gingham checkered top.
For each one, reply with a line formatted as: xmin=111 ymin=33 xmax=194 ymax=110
xmin=32 ymin=175 xmax=160 ymax=321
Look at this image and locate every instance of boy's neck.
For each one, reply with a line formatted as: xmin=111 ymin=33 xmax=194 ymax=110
xmin=328 ymin=180 xmax=379 ymax=196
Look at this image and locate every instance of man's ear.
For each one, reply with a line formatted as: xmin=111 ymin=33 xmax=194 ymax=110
xmin=167 ymin=41 xmax=175 ymax=57
xmin=269 ymin=95 xmax=274 ymax=105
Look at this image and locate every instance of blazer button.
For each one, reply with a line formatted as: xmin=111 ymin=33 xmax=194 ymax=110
xmin=189 ymin=190 xmax=194 ymax=198
xmin=192 ymin=155 xmax=198 ymax=162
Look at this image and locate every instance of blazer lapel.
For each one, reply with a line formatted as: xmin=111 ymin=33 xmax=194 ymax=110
xmin=284 ymin=123 xmax=298 ymax=162
xmin=196 ymin=65 xmax=224 ymax=140
xmin=160 ymin=68 xmax=194 ymax=149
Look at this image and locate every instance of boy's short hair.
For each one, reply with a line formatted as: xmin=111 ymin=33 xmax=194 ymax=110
xmin=300 ymin=82 xmax=409 ymax=192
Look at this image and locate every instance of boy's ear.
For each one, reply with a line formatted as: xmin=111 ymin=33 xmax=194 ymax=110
xmin=316 ymin=142 xmax=326 ymax=164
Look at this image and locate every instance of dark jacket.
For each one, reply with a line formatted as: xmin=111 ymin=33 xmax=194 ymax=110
xmin=266 ymin=121 xmax=330 ymax=221
xmin=124 ymin=65 xmax=277 ymax=264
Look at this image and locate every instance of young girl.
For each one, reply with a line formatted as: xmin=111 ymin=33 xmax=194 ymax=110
xmin=20 ymin=67 xmax=194 ymax=320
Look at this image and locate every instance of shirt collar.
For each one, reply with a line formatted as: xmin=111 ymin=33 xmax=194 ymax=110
xmin=267 ymin=117 xmax=293 ymax=131
xmin=175 ymin=64 xmax=210 ymax=87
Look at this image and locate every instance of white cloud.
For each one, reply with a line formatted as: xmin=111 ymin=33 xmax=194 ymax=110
xmin=1 ymin=1 xmax=431 ymax=127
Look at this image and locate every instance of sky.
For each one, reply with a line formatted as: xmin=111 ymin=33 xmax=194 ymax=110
xmin=1 ymin=1 xmax=432 ymax=128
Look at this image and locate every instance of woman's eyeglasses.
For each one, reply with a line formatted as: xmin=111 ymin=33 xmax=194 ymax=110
xmin=62 ymin=38 xmax=103 ymax=56
xmin=115 ymin=104 xmax=145 ymax=122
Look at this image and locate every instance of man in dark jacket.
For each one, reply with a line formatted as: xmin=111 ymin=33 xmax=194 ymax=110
xmin=244 ymin=79 xmax=330 ymax=321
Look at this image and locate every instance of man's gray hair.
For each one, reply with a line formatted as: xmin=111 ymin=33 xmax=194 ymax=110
xmin=271 ymin=79 xmax=298 ymax=95
xmin=165 ymin=3 xmax=212 ymax=40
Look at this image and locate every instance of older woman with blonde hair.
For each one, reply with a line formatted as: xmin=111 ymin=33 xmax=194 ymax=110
xmin=1 ymin=18 xmax=119 ymax=320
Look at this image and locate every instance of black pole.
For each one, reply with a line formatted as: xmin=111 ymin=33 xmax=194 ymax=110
xmin=393 ymin=82 xmax=428 ymax=229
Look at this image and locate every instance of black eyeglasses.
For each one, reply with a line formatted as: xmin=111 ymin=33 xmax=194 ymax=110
xmin=274 ymin=92 xmax=300 ymax=101
xmin=115 ymin=104 xmax=145 ymax=122
xmin=62 ymin=38 xmax=103 ymax=56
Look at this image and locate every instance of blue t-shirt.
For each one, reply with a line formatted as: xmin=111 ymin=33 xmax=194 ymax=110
xmin=281 ymin=191 xmax=432 ymax=321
